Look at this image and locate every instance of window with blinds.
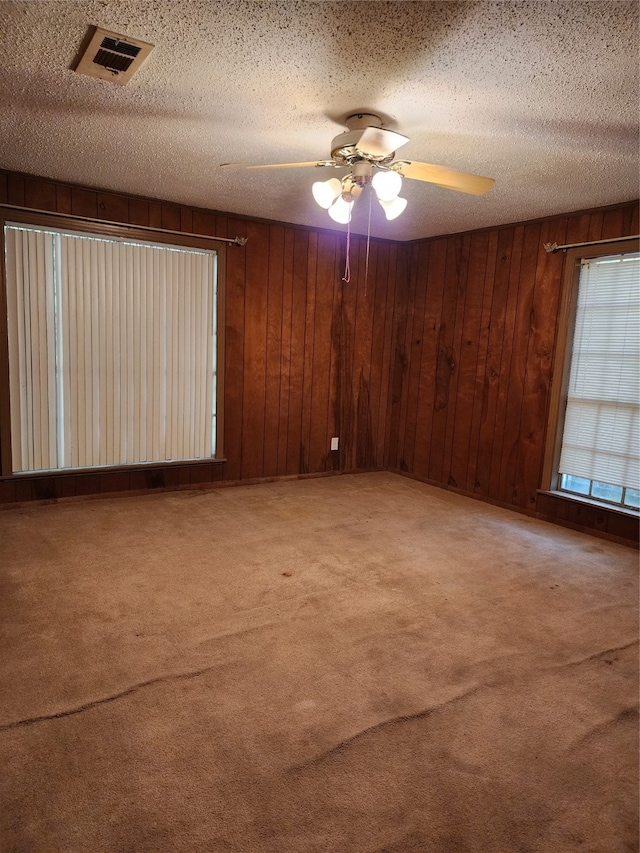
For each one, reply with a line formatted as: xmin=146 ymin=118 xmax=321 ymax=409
xmin=4 ymin=223 xmax=219 ymax=474
xmin=557 ymin=250 xmax=639 ymax=509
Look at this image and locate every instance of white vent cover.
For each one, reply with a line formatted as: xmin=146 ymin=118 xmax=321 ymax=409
xmin=75 ymin=27 xmax=154 ymax=84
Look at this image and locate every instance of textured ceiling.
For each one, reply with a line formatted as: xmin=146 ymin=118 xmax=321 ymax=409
xmin=0 ymin=1 xmax=637 ymax=240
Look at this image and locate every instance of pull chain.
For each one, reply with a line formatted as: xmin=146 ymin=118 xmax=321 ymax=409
xmin=364 ymin=185 xmax=373 ymax=296
xmin=342 ymin=216 xmax=351 ymax=283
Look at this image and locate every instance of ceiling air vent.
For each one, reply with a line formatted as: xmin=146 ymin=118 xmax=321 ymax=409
xmin=75 ymin=27 xmax=154 ymax=85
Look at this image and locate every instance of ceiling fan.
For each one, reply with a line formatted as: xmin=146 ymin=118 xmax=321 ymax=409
xmin=221 ymin=112 xmax=495 ymax=224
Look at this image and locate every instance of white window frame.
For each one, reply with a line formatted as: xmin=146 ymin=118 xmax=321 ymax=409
xmin=0 ymin=211 xmax=225 ymax=477
xmin=542 ymin=238 xmax=639 ymax=514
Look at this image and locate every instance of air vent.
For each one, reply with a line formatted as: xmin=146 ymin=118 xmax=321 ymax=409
xmin=75 ymin=27 xmax=154 ymax=85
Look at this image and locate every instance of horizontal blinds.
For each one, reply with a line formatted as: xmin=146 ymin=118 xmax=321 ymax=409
xmin=559 ymin=252 xmax=640 ymax=491
xmin=5 ymin=224 xmax=217 ymax=473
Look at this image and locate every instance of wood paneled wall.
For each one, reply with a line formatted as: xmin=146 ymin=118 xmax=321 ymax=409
xmin=0 ymin=169 xmax=637 ymax=544
xmin=223 ymin=219 xmax=399 ymax=482
xmin=385 ymin=200 xmax=639 ymax=542
xmin=0 ymin=170 xmax=400 ymax=503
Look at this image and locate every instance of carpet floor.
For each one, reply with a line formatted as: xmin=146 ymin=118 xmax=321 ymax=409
xmin=1 ymin=472 xmax=638 ymax=853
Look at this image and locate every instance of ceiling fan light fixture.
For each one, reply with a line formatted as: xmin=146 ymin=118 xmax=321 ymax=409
xmin=312 ymin=177 xmax=342 ymax=209
xmin=379 ymin=196 xmax=407 ymax=221
xmin=328 ymin=193 xmax=354 ymax=224
xmin=372 ymin=169 xmax=402 ymax=201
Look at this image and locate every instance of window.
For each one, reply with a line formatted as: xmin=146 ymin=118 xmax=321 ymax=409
xmin=544 ymin=240 xmax=639 ymax=512
xmin=2 ymin=218 xmax=224 ymax=475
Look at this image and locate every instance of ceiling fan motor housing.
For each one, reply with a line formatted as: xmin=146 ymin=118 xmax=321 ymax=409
xmin=331 ymin=129 xmax=368 ymax=162
xmin=331 ymin=112 xmax=395 ymax=165
xmin=331 ymin=131 xmax=396 ymax=164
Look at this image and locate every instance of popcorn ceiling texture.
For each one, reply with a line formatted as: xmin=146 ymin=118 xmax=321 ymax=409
xmin=0 ymin=1 xmax=637 ymax=240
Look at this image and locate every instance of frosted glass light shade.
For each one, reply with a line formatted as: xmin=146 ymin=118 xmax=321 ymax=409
xmin=372 ymin=170 xmax=402 ymax=201
xmin=379 ymin=196 xmax=407 ymax=220
xmin=312 ymin=178 xmax=342 ymax=209
xmin=328 ymin=194 xmax=354 ymax=224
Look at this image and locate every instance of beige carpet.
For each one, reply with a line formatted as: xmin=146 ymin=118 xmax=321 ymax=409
xmin=1 ymin=472 xmax=638 ymax=853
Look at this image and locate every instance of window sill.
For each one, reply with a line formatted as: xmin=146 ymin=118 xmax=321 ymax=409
xmin=537 ymin=489 xmax=639 ymax=518
xmin=536 ymin=489 xmax=639 ymax=546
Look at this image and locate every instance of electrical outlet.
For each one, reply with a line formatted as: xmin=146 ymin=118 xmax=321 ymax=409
xmin=331 ymin=437 xmax=339 ymax=451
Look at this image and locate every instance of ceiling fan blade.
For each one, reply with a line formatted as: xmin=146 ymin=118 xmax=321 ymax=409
xmin=357 ymin=127 xmax=409 ymax=158
xmin=395 ymin=161 xmax=494 ymax=195
xmin=220 ymin=161 xmax=328 ymax=170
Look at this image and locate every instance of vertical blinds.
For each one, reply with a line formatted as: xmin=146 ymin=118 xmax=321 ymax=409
xmin=5 ymin=224 xmax=217 ymax=474
xmin=559 ymin=251 xmax=640 ymax=491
